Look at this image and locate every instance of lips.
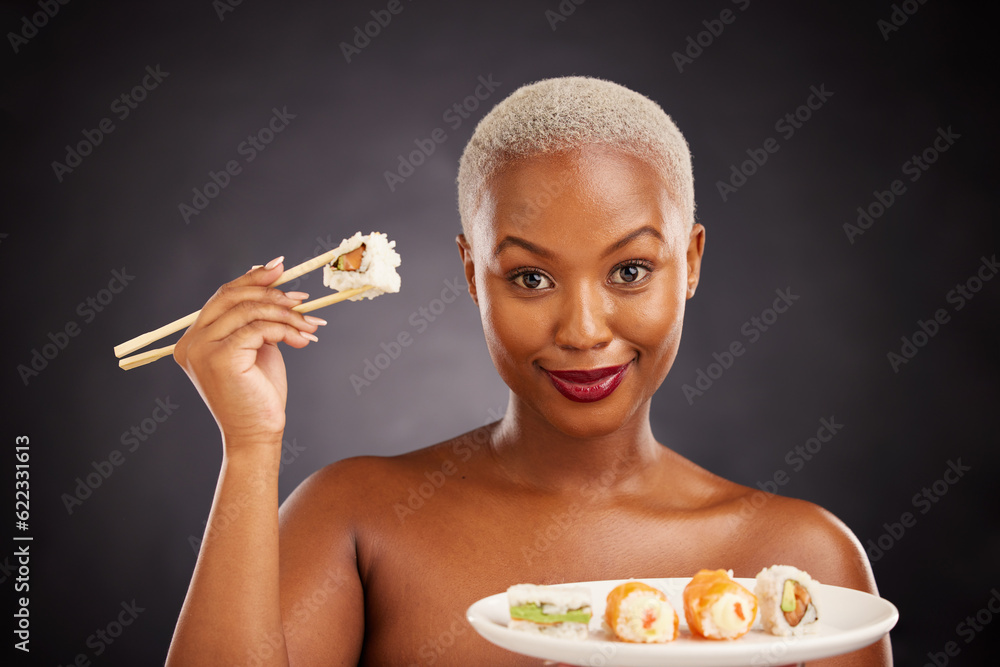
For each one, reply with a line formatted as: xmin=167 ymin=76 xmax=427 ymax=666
xmin=544 ymin=362 xmax=631 ymax=403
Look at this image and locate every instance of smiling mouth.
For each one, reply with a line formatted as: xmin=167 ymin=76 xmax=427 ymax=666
xmin=543 ymin=362 xmax=632 ymax=403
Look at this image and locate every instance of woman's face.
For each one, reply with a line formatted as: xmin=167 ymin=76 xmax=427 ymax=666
xmin=458 ymin=144 xmax=705 ymax=438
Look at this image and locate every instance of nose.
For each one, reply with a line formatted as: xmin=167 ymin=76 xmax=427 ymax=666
xmin=553 ymin=282 xmax=613 ymax=350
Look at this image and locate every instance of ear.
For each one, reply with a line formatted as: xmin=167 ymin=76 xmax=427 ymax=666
xmin=685 ymin=223 xmax=706 ymax=299
xmin=456 ymin=234 xmax=479 ymax=306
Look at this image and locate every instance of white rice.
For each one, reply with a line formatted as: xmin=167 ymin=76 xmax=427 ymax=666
xmin=507 ymin=584 xmax=592 ymax=639
xmin=610 ymin=589 xmax=677 ymax=643
xmin=508 ymin=619 xmax=589 ymax=639
xmin=507 ymin=584 xmax=591 ymax=612
xmin=322 ymin=231 xmax=401 ymax=300
xmin=694 ymin=590 xmax=756 ymax=639
xmin=754 ymin=565 xmax=821 ymax=636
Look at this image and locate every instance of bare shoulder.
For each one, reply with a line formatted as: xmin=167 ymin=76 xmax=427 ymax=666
xmin=716 ymin=490 xmax=894 ymax=665
xmin=281 ymin=454 xmax=406 ymax=516
xmin=273 ymin=442 xmax=471 ymax=664
xmin=732 ymin=491 xmax=877 ymax=594
xmin=278 ymin=429 xmax=489 ymax=527
xmin=751 ymin=497 xmax=894 ymax=667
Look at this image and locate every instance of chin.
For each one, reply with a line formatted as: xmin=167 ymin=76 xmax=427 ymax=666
xmin=529 ymin=390 xmax=648 ymax=439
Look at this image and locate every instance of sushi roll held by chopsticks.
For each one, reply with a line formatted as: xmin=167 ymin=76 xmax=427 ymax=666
xmin=322 ymin=231 xmax=400 ymax=300
xmin=114 ymin=231 xmax=401 ymax=370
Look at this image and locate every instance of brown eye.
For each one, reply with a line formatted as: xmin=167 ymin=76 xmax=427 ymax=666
xmin=610 ymin=264 xmax=650 ymax=284
xmin=513 ymin=271 xmax=552 ymax=289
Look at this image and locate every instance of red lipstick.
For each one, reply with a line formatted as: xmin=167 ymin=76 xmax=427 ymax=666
xmin=544 ymin=362 xmax=631 ymax=403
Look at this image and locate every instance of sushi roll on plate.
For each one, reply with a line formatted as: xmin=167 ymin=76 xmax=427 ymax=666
xmin=507 ymin=584 xmax=592 ymax=639
xmin=755 ymin=565 xmax=821 ymax=636
xmin=683 ymin=569 xmax=758 ymax=640
xmin=604 ymin=581 xmax=679 ymax=643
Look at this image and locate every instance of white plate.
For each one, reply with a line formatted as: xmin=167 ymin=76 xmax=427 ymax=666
xmin=466 ymin=578 xmax=898 ymax=667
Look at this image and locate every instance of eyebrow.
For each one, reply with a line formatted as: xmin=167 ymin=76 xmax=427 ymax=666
xmin=600 ymin=225 xmax=665 ymax=257
xmin=493 ymin=236 xmax=554 ymax=259
xmin=493 ymin=225 xmax=665 ymax=259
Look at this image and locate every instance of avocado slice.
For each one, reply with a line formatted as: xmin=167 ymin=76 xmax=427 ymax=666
xmin=509 ymin=603 xmax=592 ymax=624
xmin=780 ymin=580 xmax=797 ymax=612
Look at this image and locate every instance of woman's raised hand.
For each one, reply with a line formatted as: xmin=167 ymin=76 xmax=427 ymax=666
xmin=172 ymin=257 xmax=326 ymax=450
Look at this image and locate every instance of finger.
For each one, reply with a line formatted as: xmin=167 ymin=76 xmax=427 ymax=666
xmin=194 ymin=255 xmax=291 ymax=316
xmin=195 ymin=283 xmax=308 ymax=331
xmin=219 ymin=320 xmax=320 ymax=362
xmin=185 ymin=319 xmax=313 ymax=379
xmin=234 ymin=255 xmax=285 ymax=287
xmin=175 ymin=296 xmax=322 ymax=368
xmin=200 ymin=302 xmax=325 ymax=345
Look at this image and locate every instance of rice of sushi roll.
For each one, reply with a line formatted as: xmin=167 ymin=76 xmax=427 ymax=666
xmin=604 ymin=581 xmax=679 ymax=643
xmin=507 ymin=584 xmax=592 ymax=639
xmin=322 ymin=231 xmax=401 ymax=300
xmin=754 ymin=565 xmax=820 ymax=636
xmin=683 ymin=569 xmax=758 ymax=640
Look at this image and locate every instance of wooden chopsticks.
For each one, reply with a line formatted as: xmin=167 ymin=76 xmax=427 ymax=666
xmin=116 ymin=286 xmax=371 ymax=370
xmin=114 ymin=245 xmax=372 ymax=370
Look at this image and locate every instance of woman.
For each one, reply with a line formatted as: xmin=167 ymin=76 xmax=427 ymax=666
xmin=166 ymin=77 xmax=891 ymax=665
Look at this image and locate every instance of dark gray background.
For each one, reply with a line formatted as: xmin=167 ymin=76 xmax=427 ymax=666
xmin=2 ymin=0 xmax=997 ymax=664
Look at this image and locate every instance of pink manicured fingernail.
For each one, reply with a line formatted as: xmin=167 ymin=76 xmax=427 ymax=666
xmin=301 ymin=332 xmax=319 ymax=343
xmin=304 ymin=315 xmax=327 ymax=326
xmin=285 ymin=291 xmax=310 ymax=300
xmin=265 ymin=256 xmax=284 ymax=270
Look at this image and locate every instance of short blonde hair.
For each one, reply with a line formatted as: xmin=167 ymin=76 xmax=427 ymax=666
xmin=457 ymin=76 xmax=695 ymax=238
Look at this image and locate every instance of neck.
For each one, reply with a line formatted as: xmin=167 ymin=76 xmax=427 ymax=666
xmin=487 ymin=391 xmax=663 ymax=494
